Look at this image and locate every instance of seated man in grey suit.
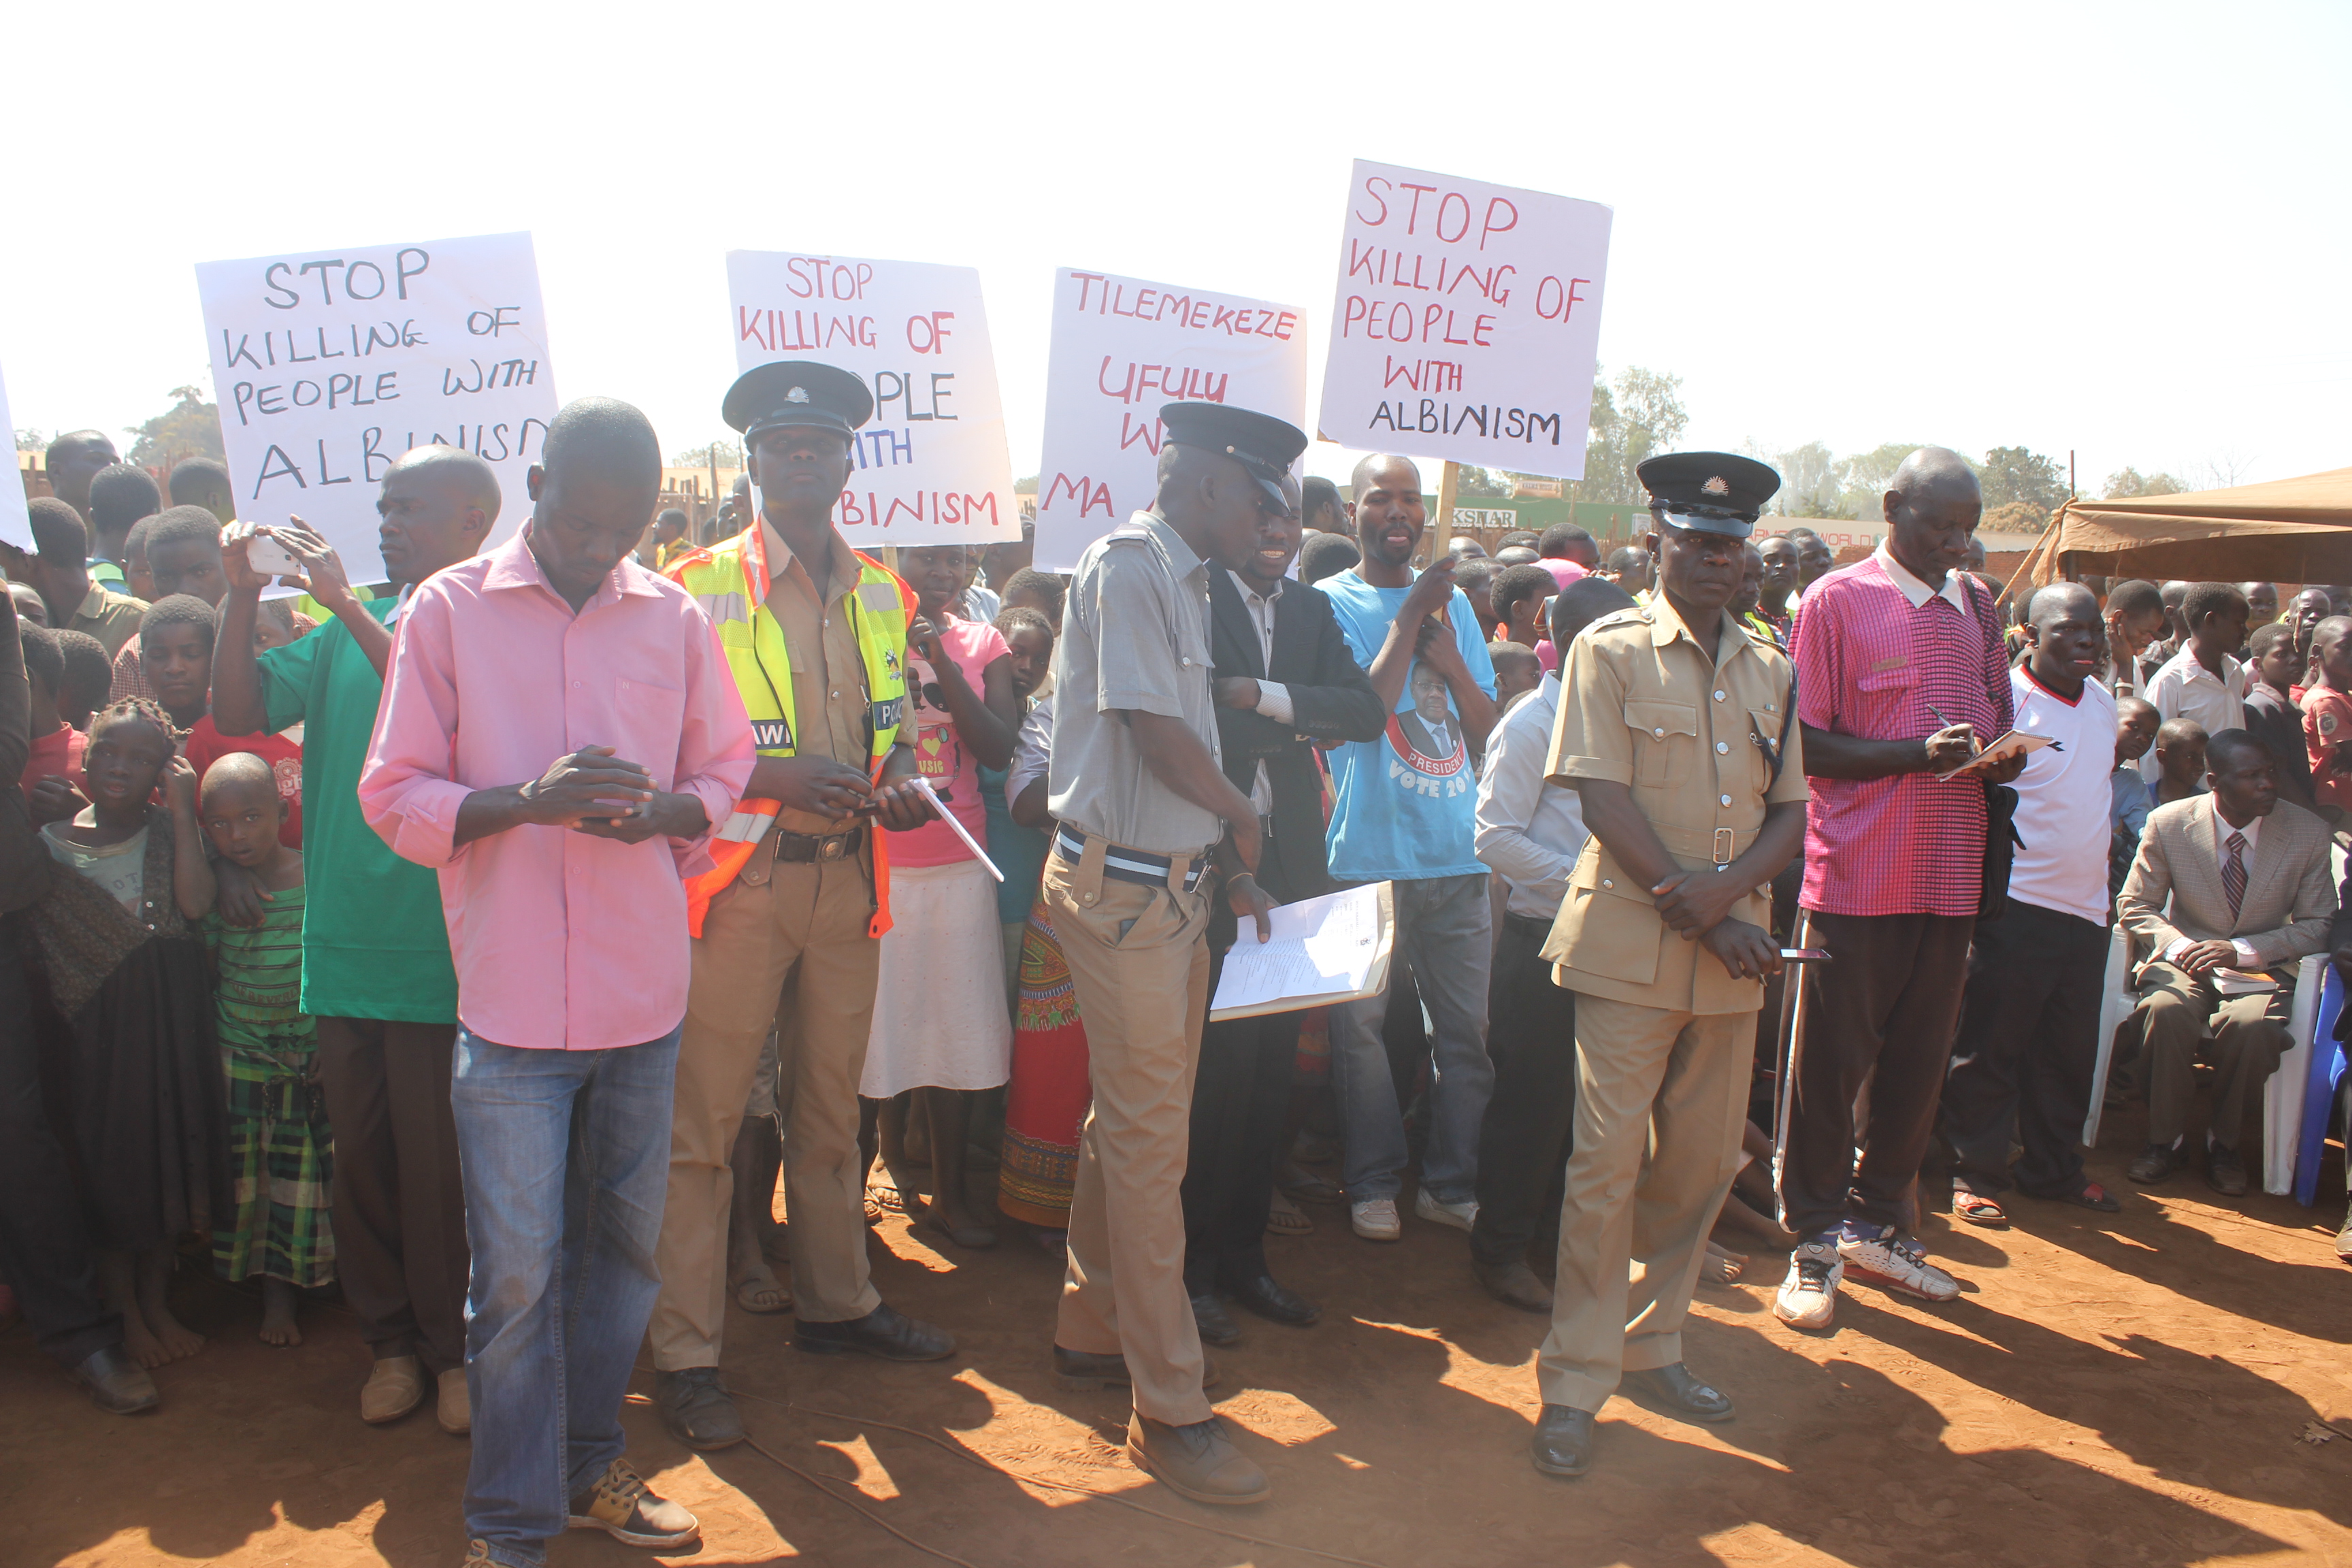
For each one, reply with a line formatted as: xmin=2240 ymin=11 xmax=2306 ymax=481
xmin=2118 ymin=729 xmax=2336 ymax=1196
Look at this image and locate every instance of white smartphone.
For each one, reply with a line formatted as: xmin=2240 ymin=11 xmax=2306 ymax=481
xmin=234 ymin=525 xmax=299 ymax=578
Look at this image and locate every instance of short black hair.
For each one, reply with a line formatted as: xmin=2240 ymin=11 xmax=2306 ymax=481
xmin=1497 ymin=529 xmax=1540 ymax=551
xmin=167 ymin=457 xmax=231 ymax=506
xmin=1538 ymin=523 xmax=1597 ymax=566
xmin=143 ymin=504 xmax=226 ymax=560
xmin=19 ymin=623 xmax=62 ymax=693
xmin=2104 ymin=578 xmax=2163 ymax=617
xmin=1552 ymin=576 xmax=1637 ymax=648
xmin=1606 ymin=546 xmax=1648 ymax=574
xmin=1299 ymin=532 xmax=1360 ymax=584
xmin=2249 ymin=621 xmax=2297 ymax=659
xmin=994 ymin=606 xmax=1054 ymax=644
xmin=140 ymin=593 xmax=218 ymax=653
xmin=2205 ymin=727 xmax=2270 ymax=770
xmin=88 ymin=464 xmax=161 ymax=538
xmin=1301 ymin=476 xmax=1343 ymax=525
xmin=1491 ymin=564 xmax=1556 ymax=621
xmin=1486 ymin=640 xmax=1538 ymax=672
xmin=51 ymin=628 xmax=112 ymax=713
xmin=44 ymin=429 xmax=111 ymax=469
xmin=123 ymin=513 xmax=159 ymax=564
xmin=1000 ymin=568 xmax=1066 ymax=623
xmin=1453 ymin=556 xmax=1501 ymax=594
xmin=541 ymin=396 xmax=661 ymax=492
xmin=2181 ymin=581 xmax=2249 ymax=632
xmin=27 ymin=497 xmax=88 ymax=562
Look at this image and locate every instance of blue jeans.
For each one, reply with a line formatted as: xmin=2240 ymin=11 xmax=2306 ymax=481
xmin=1330 ymin=872 xmax=1495 ymax=1204
xmin=451 ymin=1024 xmax=681 ymax=1567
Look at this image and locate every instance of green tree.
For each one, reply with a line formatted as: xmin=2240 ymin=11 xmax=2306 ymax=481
xmin=2104 ymin=466 xmax=2183 ymax=499
xmin=14 ymin=427 xmax=44 ymax=453
xmin=1978 ymin=445 xmax=2070 ymax=520
xmin=1452 ymin=465 xmax=1510 ymax=497
xmin=670 ymin=440 xmax=744 ymax=470
xmin=1570 ymin=366 xmax=1688 ymax=507
xmin=125 ymin=386 xmax=225 ymax=470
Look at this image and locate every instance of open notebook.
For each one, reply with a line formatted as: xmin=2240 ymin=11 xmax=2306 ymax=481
xmin=1209 ymin=881 xmax=1395 ymax=1023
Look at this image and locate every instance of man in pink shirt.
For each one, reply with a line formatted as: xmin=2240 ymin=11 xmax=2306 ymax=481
xmin=1773 ymin=447 xmax=2025 ymax=1333
xmin=360 ymin=398 xmax=754 ymax=1568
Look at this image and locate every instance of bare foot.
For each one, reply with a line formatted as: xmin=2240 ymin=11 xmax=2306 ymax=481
xmin=732 ymin=1260 xmax=792 ymax=1314
xmin=923 ymin=1201 xmax=998 ymax=1250
xmin=259 ymin=1278 xmax=301 ymax=1347
xmin=134 ymin=1247 xmax=206 ymax=1362
xmin=120 ymin=1304 xmax=176 ymax=1370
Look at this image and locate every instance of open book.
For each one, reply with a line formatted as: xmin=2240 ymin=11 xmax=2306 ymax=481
xmin=1934 ymin=730 xmax=2056 ymax=782
xmin=1209 ymin=881 xmax=1395 ymax=1023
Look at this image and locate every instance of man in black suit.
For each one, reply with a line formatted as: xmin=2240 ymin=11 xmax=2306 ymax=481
xmin=1185 ymin=473 xmax=1386 ymax=1343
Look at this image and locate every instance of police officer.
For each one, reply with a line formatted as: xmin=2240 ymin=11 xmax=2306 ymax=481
xmin=1043 ymin=400 xmax=1300 ymax=1507
xmin=1527 ymin=452 xmax=1808 ymax=1479
xmin=649 ymin=361 xmax=950 ymax=1452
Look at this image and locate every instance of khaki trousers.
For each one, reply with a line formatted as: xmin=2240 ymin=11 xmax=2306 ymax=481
xmin=649 ymin=852 xmax=882 ymax=1370
xmin=2132 ymin=960 xmax=2293 ymax=1149
xmin=1538 ymin=994 xmax=1749 ymax=1414
xmin=1043 ymin=838 xmax=1213 ymax=1427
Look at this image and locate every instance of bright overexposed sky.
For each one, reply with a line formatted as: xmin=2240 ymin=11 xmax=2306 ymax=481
xmin=5 ymin=1 xmax=2347 ymax=497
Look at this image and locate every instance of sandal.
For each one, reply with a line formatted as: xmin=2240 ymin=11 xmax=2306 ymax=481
xmin=1265 ymin=1191 xmax=1313 ymax=1237
xmin=1950 ymin=1188 xmax=2010 ymax=1227
xmin=1279 ymin=1160 xmax=1347 ymax=1206
xmin=732 ymin=1271 xmax=793 ymax=1314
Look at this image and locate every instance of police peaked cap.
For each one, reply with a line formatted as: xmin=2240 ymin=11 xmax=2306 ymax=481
xmin=1158 ymin=402 xmax=1309 ymax=509
xmin=1636 ymin=451 xmax=1783 ymax=537
xmin=724 ymin=361 xmax=875 ymax=440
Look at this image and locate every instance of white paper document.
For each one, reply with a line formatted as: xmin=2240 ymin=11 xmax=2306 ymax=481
xmin=1209 ymin=881 xmax=1393 ymax=1022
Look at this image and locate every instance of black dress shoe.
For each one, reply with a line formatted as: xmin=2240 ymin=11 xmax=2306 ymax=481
xmin=1621 ymin=1363 xmax=1735 ymax=1423
xmin=653 ymin=1367 xmax=745 ymax=1450
xmin=1222 ymin=1273 xmax=1320 ymax=1327
xmin=1529 ymin=1404 xmax=1595 ymax=1477
xmin=2127 ymin=1143 xmax=2184 ymax=1185
xmin=1471 ymin=1259 xmax=1555 ymax=1315
xmin=71 ymin=1345 xmax=159 ymax=1415
xmin=796 ymin=1302 xmax=956 ymax=1361
xmin=2206 ymin=1143 xmax=2250 ymax=1197
xmin=1054 ymin=1344 xmax=1220 ymax=1390
xmin=1191 ymin=1292 xmax=1242 ymax=1345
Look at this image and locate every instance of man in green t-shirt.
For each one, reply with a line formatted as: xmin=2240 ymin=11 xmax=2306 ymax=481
xmin=213 ymin=446 xmax=496 ymax=1436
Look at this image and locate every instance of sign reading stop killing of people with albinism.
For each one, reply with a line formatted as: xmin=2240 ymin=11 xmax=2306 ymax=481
xmin=728 ymin=250 xmax=1017 ymax=547
xmin=1032 ymin=268 xmax=1307 ymax=572
xmin=1319 ymin=161 xmax=1612 ymax=478
xmin=195 ymin=231 xmax=559 ymax=584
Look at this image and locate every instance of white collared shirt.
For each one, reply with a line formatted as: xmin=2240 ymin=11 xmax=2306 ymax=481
xmin=1226 ymin=570 xmax=1294 ymax=815
xmin=1474 ymin=672 xmax=1588 ymax=919
xmin=1870 ymin=543 xmax=1973 ymax=615
xmin=386 ymin=582 xmax=417 ymax=626
xmin=2138 ymin=644 xmax=2249 ymax=783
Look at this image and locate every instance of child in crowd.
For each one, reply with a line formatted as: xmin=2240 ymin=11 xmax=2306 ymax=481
xmin=140 ymin=595 xmax=305 ymax=848
xmin=862 ymin=543 xmax=1021 ymax=1249
xmin=27 ymin=698 xmax=220 ymax=1369
xmin=2140 ymin=581 xmax=2249 ymax=784
xmin=2242 ymin=621 xmax=2315 ymax=811
xmin=2302 ymin=616 xmax=2352 ymax=817
xmin=2152 ymin=717 xmax=2208 ymax=806
xmin=18 ymin=623 xmax=87 ymax=824
xmin=1488 ymin=563 xmax=1554 ymax=651
xmin=51 ymin=626 xmax=112 ymax=730
xmin=198 ymin=752 xmax=333 ymax=1347
xmin=1488 ymin=642 xmax=1543 ymax=715
xmin=2111 ymin=697 xmax=2158 ymax=897
xmin=983 ymin=606 xmax=1057 ymax=1008
xmin=999 ymin=568 xmax=1066 ymax=632
xmin=1454 ymin=557 xmax=1502 ymax=640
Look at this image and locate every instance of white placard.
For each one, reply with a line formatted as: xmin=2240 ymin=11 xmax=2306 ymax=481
xmin=1318 ymin=160 xmax=1612 ymax=478
xmin=1033 ymin=268 xmax=1307 ymax=573
xmin=0 ymin=362 xmax=29 ymax=549
xmin=728 ymin=251 xmax=1016 ymax=546
xmin=197 ymin=231 xmax=559 ymax=585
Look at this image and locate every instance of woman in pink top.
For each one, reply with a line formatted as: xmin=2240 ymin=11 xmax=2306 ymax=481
xmin=862 ymin=544 xmax=1022 ymax=1247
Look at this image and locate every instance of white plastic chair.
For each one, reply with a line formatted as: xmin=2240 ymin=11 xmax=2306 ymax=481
xmin=2263 ymin=952 xmax=2328 ymax=1195
xmin=2083 ymin=924 xmax=2137 ymax=1148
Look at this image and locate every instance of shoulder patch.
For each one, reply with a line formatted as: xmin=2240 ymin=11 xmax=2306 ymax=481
xmin=2321 ymin=711 xmax=2338 ymax=736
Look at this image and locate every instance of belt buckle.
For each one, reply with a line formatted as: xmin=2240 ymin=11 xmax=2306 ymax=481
xmin=1712 ymin=828 xmax=1735 ymax=868
xmin=819 ymin=832 xmax=850 ymax=862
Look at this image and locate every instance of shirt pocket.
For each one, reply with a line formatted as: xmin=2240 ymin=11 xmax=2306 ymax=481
xmin=1852 ymin=664 xmax=1916 ymax=734
xmin=1746 ymin=706 xmax=1785 ymax=796
xmin=617 ymin=677 xmax=685 ymax=789
xmin=1624 ymin=700 xmax=1699 ymax=788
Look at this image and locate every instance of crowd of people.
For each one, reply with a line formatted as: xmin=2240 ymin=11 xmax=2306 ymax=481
xmin=5 ymin=380 xmax=2350 ymax=1563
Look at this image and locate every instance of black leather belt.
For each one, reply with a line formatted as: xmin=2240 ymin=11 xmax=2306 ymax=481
xmin=774 ymin=825 xmax=865 ymax=863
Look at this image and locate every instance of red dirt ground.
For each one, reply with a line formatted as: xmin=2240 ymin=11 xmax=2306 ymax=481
xmin=8 ymin=1106 xmax=2350 ymax=1568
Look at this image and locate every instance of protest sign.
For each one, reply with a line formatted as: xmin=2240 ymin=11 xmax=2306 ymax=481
xmin=1318 ymin=161 xmax=1612 ymax=478
xmin=728 ymin=251 xmax=1016 ymax=547
xmin=195 ymin=231 xmax=558 ymax=584
xmin=0 ymin=363 xmax=28 ymax=549
xmin=1032 ymin=268 xmax=1307 ymax=572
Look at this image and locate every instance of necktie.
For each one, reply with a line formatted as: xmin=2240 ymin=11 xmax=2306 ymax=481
xmin=2223 ymin=830 xmax=2247 ymax=920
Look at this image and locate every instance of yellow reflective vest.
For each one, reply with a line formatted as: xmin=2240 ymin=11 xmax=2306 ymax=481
xmin=667 ymin=526 xmax=914 ymax=938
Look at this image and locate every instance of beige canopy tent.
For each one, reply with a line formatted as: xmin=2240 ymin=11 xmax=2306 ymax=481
xmin=2018 ymin=466 xmax=2352 ymax=589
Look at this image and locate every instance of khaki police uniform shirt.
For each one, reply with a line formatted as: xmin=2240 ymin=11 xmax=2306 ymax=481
xmin=1047 ymin=511 xmax=1224 ymax=853
xmin=71 ymin=582 xmax=148 ymax=662
xmin=1540 ymin=595 xmax=1808 ymax=1015
xmin=760 ymin=521 xmax=876 ymax=837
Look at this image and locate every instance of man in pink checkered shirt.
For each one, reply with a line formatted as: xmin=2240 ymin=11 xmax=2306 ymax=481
xmin=1771 ymin=448 xmax=2026 ymax=1331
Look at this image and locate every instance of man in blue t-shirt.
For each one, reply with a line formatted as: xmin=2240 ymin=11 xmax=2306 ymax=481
xmin=1316 ymin=454 xmax=1501 ymax=1243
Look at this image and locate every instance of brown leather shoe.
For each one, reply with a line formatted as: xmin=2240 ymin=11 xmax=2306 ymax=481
xmin=1052 ymin=1345 xmax=1219 ymax=1390
xmin=1473 ymin=1259 xmax=1555 ymax=1315
xmin=436 ymin=1368 xmax=470 ymax=1435
xmin=1126 ymin=1412 xmax=1270 ymax=1505
xmin=360 ymin=1354 xmax=424 ymax=1424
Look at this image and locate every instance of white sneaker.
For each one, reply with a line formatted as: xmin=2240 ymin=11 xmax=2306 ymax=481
xmin=1414 ymin=1189 xmax=1477 ymax=1232
xmin=1772 ymin=1239 xmax=1842 ymax=1329
xmin=1350 ymin=1198 xmax=1402 ymax=1242
xmin=1838 ymin=1226 xmax=1959 ymax=1303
